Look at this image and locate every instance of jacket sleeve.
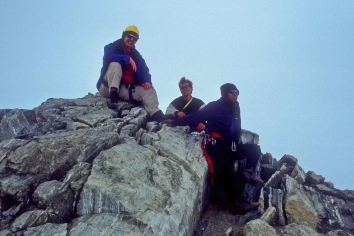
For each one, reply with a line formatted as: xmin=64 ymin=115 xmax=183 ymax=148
xmin=235 ymin=102 xmax=242 ymax=144
xmin=103 ymin=44 xmax=130 ymax=65
xmin=137 ymin=56 xmax=152 ymax=84
xmin=175 ymin=101 xmax=218 ymax=127
xmin=199 ymin=104 xmax=206 ymax=110
xmin=165 ymin=103 xmax=178 ymax=116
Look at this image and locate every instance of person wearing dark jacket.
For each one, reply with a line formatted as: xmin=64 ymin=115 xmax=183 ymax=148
xmin=165 ymin=83 xmax=263 ymax=213
xmin=96 ymin=25 xmax=166 ymax=122
xmin=165 ymin=77 xmax=206 ymax=132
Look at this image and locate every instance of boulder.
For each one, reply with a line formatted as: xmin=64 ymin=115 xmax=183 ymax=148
xmin=306 ymin=170 xmax=325 ymax=186
xmin=243 ymin=219 xmax=277 ymax=236
xmin=77 ymin=126 xmax=208 ymax=235
xmin=32 ymin=180 xmax=75 ymax=219
xmin=285 ymin=189 xmax=318 ymax=229
xmin=23 ymin=223 xmax=67 ymax=236
xmin=0 ymin=229 xmax=13 ymax=236
xmin=62 ymin=162 xmax=91 ymax=199
xmin=282 ymin=223 xmax=319 ymax=236
xmin=1 ymin=93 xmax=354 ymax=235
xmin=290 ymin=164 xmax=307 ymax=184
xmin=0 ymin=109 xmax=32 ymax=142
xmin=240 ymin=129 xmax=259 ymax=144
xmin=326 ymin=229 xmax=353 ymax=236
xmin=5 ymin=129 xmax=119 ymax=177
xmin=278 ymin=154 xmax=298 ymax=168
xmin=69 ymin=213 xmax=146 ymax=236
xmin=10 ymin=210 xmax=49 ymax=232
xmin=260 ymin=206 xmax=276 ymax=224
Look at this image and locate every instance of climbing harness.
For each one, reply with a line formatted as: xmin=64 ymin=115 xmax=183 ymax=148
xmin=120 ymin=82 xmax=140 ymax=105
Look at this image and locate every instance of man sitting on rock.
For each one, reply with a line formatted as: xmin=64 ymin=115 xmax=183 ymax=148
xmin=165 ymin=77 xmax=206 ymax=132
xmin=96 ymin=25 xmax=166 ymax=122
xmin=164 ymin=83 xmax=264 ymax=214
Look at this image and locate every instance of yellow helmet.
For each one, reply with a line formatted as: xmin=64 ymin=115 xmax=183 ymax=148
xmin=122 ymin=25 xmax=139 ymax=40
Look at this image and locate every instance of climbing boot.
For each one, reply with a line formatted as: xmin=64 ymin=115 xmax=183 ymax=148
xmin=107 ymin=87 xmax=119 ymax=109
xmin=107 ymin=100 xmax=118 ymax=109
xmin=150 ymin=110 xmax=170 ymax=122
xmin=229 ymin=202 xmax=260 ymax=215
xmin=242 ymin=168 xmax=264 ymax=188
xmin=109 ymin=87 xmax=119 ymax=103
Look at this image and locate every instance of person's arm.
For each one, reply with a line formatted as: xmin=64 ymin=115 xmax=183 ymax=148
xmin=131 ymin=49 xmax=152 ymax=86
xmin=196 ymin=103 xmax=207 ymax=131
xmin=166 ymin=103 xmax=187 ymax=118
xmin=199 ymin=104 xmax=206 ymax=110
xmin=138 ymin=56 xmax=152 ymax=85
xmin=165 ymin=104 xmax=178 ymax=116
xmin=103 ymin=44 xmax=130 ymax=65
xmin=176 ymin=101 xmax=217 ymax=127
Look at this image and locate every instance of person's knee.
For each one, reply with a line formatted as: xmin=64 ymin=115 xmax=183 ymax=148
xmin=107 ymin=62 xmax=122 ymax=72
xmin=140 ymin=90 xmax=159 ymax=113
xmin=143 ymin=87 xmax=158 ymax=100
xmin=98 ymin=83 xmax=109 ymax=98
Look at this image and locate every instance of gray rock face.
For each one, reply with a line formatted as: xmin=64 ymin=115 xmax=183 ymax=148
xmin=290 ymin=164 xmax=307 ymax=184
xmin=11 ymin=210 xmax=49 ymax=232
xmin=282 ymin=223 xmax=319 ymax=236
xmin=0 ymin=229 xmax=13 ymax=236
xmin=326 ymin=229 xmax=353 ymax=236
xmin=77 ymin=127 xmax=208 ymax=235
xmin=278 ymin=154 xmax=298 ymax=167
xmin=0 ymin=129 xmax=118 ymax=207
xmin=32 ymin=180 xmax=75 ymax=219
xmin=306 ymin=170 xmax=325 ymax=186
xmin=243 ymin=219 xmax=277 ymax=236
xmin=285 ymin=189 xmax=318 ymax=229
xmin=1 ymin=93 xmax=354 ymax=235
xmin=69 ymin=213 xmax=146 ymax=236
xmin=259 ymin=161 xmax=354 ymax=235
xmin=23 ymin=223 xmax=67 ymax=236
xmin=0 ymin=109 xmax=32 ymax=141
xmin=241 ymin=130 xmax=259 ymax=144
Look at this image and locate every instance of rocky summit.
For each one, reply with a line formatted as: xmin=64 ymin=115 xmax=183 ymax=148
xmin=0 ymin=93 xmax=353 ymax=236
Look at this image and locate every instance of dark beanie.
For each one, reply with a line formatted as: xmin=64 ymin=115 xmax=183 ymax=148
xmin=220 ymin=83 xmax=239 ymax=98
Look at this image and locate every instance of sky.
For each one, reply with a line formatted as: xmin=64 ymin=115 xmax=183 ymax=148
xmin=1 ymin=1 xmax=353 ymax=190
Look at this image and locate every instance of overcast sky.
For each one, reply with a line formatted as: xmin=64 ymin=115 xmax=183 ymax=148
xmin=1 ymin=1 xmax=353 ymax=190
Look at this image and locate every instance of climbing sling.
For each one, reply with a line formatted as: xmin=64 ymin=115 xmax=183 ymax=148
xmin=182 ymin=97 xmax=193 ymax=111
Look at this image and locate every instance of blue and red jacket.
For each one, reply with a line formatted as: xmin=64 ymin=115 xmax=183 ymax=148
xmin=175 ymin=98 xmax=242 ymax=144
xmin=96 ymin=38 xmax=152 ymax=90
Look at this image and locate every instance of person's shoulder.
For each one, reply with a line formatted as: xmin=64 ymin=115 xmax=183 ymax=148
xmin=203 ymin=99 xmax=221 ymax=109
xmin=131 ymin=46 xmax=142 ymax=57
xmin=104 ymin=43 xmax=114 ymax=49
xmin=171 ymin=96 xmax=184 ymax=105
xmin=209 ymin=98 xmax=224 ymax=105
xmin=113 ymin=39 xmax=124 ymax=48
xmin=105 ymin=39 xmax=122 ymax=50
xmin=192 ymin=97 xmax=205 ymax=105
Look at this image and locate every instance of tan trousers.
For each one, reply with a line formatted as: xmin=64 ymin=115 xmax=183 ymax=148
xmin=98 ymin=62 xmax=160 ymax=116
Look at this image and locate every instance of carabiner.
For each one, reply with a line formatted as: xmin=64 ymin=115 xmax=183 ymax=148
xmin=231 ymin=142 xmax=237 ymax=151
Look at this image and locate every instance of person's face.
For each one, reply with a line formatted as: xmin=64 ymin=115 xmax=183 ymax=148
xmin=123 ymin=34 xmax=138 ymax=48
xmin=179 ymin=82 xmax=193 ymax=97
xmin=226 ymin=90 xmax=238 ymax=103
